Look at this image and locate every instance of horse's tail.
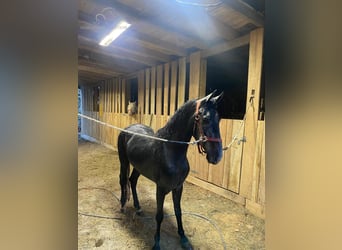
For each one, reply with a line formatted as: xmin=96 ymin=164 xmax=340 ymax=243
xmin=118 ymin=131 xmax=131 ymax=211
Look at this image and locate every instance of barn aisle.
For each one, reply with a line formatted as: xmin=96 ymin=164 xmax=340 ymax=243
xmin=78 ymin=139 xmax=264 ymax=249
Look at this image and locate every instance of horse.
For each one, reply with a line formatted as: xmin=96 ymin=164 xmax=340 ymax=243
xmin=117 ymin=90 xmax=224 ymax=250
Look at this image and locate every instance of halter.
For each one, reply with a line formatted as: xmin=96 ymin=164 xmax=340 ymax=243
xmin=193 ymin=100 xmax=222 ymax=154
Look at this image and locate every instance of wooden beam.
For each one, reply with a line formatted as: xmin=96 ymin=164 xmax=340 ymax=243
xmin=135 ymin=0 xmax=239 ymax=41
xmin=124 ymin=33 xmax=187 ymax=57
xmin=78 ymin=65 xmax=119 ymax=77
xmin=78 ymin=59 xmax=124 ymax=75
xmin=93 ymin=0 xmax=209 ymax=49
xmin=78 ymin=10 xmax=187 ymax=57
xmin=78 ymin=14 xmax=173 ymax=62
xmin=137 ymin=70 xmax=145 ymax=116
xmin=156 ymin=65 xmax=163 ymax=115
xmin=221 ymin=0 xmax=264 ymax=27
xmin=186 ymin=175 xmax=246 ymax=205
xmin=78 ymin=49 xmax=142 ymax=73
xmin=116 ymin=39 xmax=172 ymax=62
xmin=177 ymin=57 xmax=186 ymax=108
xmin=150 ymin=67 xmax=156 ymax=114
xmin=240 ymin=28 xmax=264 ymax=200
xmin=202 ymin=34 xmax=250 ymax=58
xmin=169 ymin=61 xmax=178 ymax=115
xmin=79 ymin=35 xmax=158 ymax=66
xmin=163 ymin=63 xmax=170 ymax=116
xmin=145 ymin=68 xmax=151 ymax=114
xmin=189 ymin=51 xmax=206 ymax=99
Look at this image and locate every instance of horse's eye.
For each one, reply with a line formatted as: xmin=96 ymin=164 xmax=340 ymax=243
xmin=202 ymin=116 xmax=210 ymax=124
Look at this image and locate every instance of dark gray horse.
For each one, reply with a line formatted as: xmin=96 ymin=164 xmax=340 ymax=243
xmin=117 ymin=91 xmax=223 ymax=249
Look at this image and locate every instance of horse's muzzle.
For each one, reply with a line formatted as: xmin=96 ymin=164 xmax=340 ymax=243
xmin=207 ymin=151 xmax=222 ymax=165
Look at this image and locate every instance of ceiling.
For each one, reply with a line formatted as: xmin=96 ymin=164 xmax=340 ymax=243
xmin=78 ymin=0 xmax=264 ymax=84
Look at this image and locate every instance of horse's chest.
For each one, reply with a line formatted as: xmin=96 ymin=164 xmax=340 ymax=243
xmin=159 ymin=161 xmax=189 ymax=188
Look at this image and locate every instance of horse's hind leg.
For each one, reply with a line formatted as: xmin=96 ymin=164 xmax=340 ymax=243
xmin=172 ymin=185 xmax=193 ymax=250
xmin=118 ymin=134 xmax=130 ymax=212
xmin=129 ymin=168 xmax=142 ymax=215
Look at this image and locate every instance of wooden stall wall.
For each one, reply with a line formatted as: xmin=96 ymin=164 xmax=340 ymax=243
xmin=80 ymin=29 xmax=265 ymax=218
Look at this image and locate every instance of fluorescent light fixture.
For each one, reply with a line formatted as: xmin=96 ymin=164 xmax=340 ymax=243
xmin=99 ymin=21 xmax=131 ymax=46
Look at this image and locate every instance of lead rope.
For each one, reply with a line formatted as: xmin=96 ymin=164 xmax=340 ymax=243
xmin=222 ymin=96 xmax=254 ymax=151
xmin=78 ymin=113 xmax=203 ymax=146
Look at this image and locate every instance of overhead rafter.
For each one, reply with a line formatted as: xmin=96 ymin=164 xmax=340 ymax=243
xmin=92 ymin=0 xmax=210 ymax=49
xmin=78 ymin=65 xmax=121 ymax=77
xmin=221 ymin=0 xmax=264 ymax=27
xmin=78 ymin=35 xmax=159 ymax=66
xmin=79 ymin=10 xmax=188 ymax=57
xmin=202 ymin=33 xmax=250 ymax=58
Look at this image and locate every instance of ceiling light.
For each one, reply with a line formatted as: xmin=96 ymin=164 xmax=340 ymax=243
xmin=99 ymin=21 xmax=131 ymax=46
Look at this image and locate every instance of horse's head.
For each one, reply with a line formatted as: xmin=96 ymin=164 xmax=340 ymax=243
xmin=193 ymin=91 xmax=224 ymax=165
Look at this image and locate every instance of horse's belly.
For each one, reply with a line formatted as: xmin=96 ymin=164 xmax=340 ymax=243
xmin=126 ymin=142 xmax=159 ymax=182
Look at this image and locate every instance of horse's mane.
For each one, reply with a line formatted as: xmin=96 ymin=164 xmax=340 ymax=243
xmin=156 ymin=99 xmax=197 ymax=138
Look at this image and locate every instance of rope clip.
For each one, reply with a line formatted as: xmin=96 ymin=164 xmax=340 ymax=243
xmin=237 ymin=136 xmax=247 ymax=145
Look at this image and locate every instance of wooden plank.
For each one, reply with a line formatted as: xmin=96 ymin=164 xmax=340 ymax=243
xmin=228 ymin=120 xmax=245 ymax=193
xmin=112 ymin=79 xmax=115 ymax=113
xmin=187 ymin=146 xmax=199 ymax=177
xmin=156 ymin=65 xmax=163 ymax=115
xmin=220 ymin=0 xmax=264 ymax=27
xmin=189 ymin=51 xmax=206 ymax=99
xmin=150 ymin=66 xmax=156 ymax=114
xmin=118 ymin=78 xmax=122 ymax=113
xmin=112 ymin=79 xmax=116 ymax=113
xmin=99 ymin=82 xmax=104 ymax=120
xmin=116 ymin=78 xmax=120 ymax=113
xmin=196 ymin=152 xmax=209 ymax=181
xmin=258 ymin=121 xmax=265 ymax=205
xmin=108 ymin=81 xmax=111 ymax=113
xmin=126 ymin=78 xmax=131 ymax=110
xmin=186 ymin=175 xmax=246 ymax=206
xmin=163 ymin=63 xmax=170 ymax=116
xmin=107 ymin=79 xmax=110 ymax=113
xmin=240 ymin=28 xmax=264 ymax=199
xmin=189 ymin=52 xmax=200 ymax=100
xmin=138 ymin=70 xmax=145 ymax=115
xmin=208 ymin=119 xmax=227 ymax=187
xmin=145 ymin=68 xmax=150 ymax=114
xmin=108 ymin=79 xmax=111 ymax=113
xmin=103 ymin=81 xmax=107 ymax=112
xmin=177 ymin=57 xmax=186 ymax=108
xmin=222 ymin=119 xmax=233 ymax=189
xmin=199 ymin=58 xmax=207 ymax=97
xmin=202 ymin=34 xmax=250 ymax=58
xmin=169 ymin=60 xmax=178 ymax=115
xmin=246 ymin=199 xmax=265 ymax=219
xmin=78 ymin=64 xmax=119 ymax=77
xmin=251 ymin=121 xmax=265 ymax=202
xmin=121 ymin=79 xmax=126 ymax=113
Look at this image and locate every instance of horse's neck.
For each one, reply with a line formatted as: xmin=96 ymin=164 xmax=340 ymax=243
xmin=157 ymin=101 xmax=196 ymax=143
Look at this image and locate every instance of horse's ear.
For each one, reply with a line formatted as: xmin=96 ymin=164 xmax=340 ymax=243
xmin=198 ymin=90 xmax=217 ymax=103
xmin=211 ymin=91 xmax=224 ymax=104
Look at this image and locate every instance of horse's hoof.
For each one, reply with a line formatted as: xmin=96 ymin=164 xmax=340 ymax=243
xmin=136 ymin=208 xmax=143 ymax=216
xmin=152 ymin=245 xmax=160 ymax=250
xmin=120 ymin=207 xmax=126 ymax=213
xmin=181 ymin=236 xmax=193 ymax=250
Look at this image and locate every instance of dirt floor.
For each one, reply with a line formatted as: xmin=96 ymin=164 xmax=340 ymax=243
xmin=78 ymin=138 xmax=265 ymax=250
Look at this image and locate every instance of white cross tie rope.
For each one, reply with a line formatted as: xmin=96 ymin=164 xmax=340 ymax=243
xmin=78 ymin=97 xmax=253 ymax=150
xmin=78 ymin=113 xmax=202 ymax=145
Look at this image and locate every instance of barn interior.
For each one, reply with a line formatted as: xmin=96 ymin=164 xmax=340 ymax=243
xmin=78 ymin=0 xmax=265 ymax=248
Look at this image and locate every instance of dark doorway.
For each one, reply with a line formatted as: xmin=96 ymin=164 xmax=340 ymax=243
xmin=206 ymin=45 xmax=249 ymax=119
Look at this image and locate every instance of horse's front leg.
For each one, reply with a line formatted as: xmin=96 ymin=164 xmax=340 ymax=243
xmin=172 ymin=185 xmax=193 ymax=250
xmin=152 ymin=186 xmax=166 ymax=250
